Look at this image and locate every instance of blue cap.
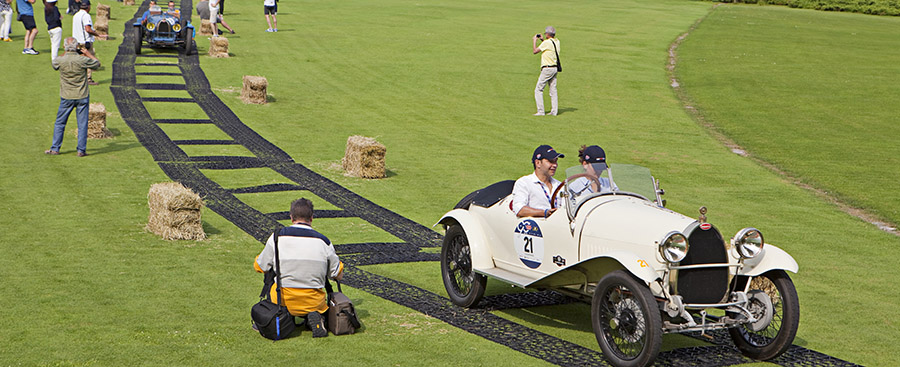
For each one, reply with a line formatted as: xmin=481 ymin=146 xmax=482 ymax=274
xmin=581 ymin=145 xmax=607 ymax=166
xmin=532 ymin=145 xmax=564 ymax=162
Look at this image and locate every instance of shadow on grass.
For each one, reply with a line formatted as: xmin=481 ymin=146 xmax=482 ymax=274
xmin=91 ymin=140 xmax=145 ymax=155
xmin=558 ymin=107 xmax=578 ymax=115
xmin=202 ymin=221 xmax=222 ymax=235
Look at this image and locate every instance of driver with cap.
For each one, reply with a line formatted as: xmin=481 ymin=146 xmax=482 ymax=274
xmin=512 ymin=145 xmax=565 ymax=218
xmin=569 ymin=145 xmax=617 ymax=198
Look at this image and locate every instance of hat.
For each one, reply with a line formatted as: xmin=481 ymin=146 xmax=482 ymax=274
xmin=581 ymin=145 xmax=607 ymax=167
xmin=79 ymin=2 xmax=90 ymax=8
xmin=545 ymin=26 xmax=556 ymax=35
xmin=47 ymin=0 xmax=58 ymax=3
xmin=532 ymin=144 xmax=564 ymax=162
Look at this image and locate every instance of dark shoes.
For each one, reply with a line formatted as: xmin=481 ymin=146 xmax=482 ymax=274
xmin=88 ymin=79 xmax=99 ymax=86
xmin=306 ymin=312 xmax=327 ymax=338
xmin=44 ymin=149 xmax=59 ymax=155
xmin=77 ymin=151 xmax=88 ymax=157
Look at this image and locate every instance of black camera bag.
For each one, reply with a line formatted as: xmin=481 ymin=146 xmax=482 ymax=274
xmin=251 ymin=229 xmax=296 ymax=340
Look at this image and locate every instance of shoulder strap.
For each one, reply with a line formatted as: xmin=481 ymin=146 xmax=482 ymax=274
xmin=273 ymin=228 xmax=287 ymax=307
xmin=551 ymin=39 xmax=561 ymax=68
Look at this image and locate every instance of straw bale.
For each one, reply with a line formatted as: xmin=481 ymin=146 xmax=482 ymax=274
xmin=342 ymin=135 xmax=386 ymax=179
xmin=199 ymin=19 xmax=213 ymax=36
xmin=208 ymin=36 xmax=229 ymax=58
xmin=124 ymin=0 xmax=134 ymax=6
xmin=94 ymin=16 xmax=109 ymax=36
xmin=75 ymin=102 xmax=113 ymax=139
xmin=240 ymin=76 xmax=267 ymax=104
xmin=96 ymin=4 xmax=111 ymax=20
xmin=146 ymin=182 xmax=206 ymax=240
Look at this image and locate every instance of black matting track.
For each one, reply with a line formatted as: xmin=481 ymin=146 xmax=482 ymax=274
xmin=111 ymin=3 xmax=861 ymax=366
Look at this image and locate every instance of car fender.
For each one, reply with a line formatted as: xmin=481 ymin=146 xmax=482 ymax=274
xmin=593 ymin=250 xmax=662 ymax=285
xmin=738 ymin=243 xmax=799 ymax=276
xmin=436 ymin=209 xmax=494 ymax=270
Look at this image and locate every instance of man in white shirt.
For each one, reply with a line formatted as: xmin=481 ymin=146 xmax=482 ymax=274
xmin=208 ymin=0 xmax=219 ymax=37
xmin=512 ymin=145 xmax=565 ymax=218
xmin=72 ymin=3 xmax=104 ymax=84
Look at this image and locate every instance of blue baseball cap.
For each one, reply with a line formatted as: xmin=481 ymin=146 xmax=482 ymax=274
xmin=581 ymin=145 xmax=607 ymax=167
xmin=532 ymin=145 xmax=564 ymax=162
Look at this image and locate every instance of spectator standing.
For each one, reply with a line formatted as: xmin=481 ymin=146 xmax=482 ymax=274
xmin=44 ymin=0 xmax=62 ymax=60
xmin=1 ymin=0 xmax=12 ymax=42
xmin=532 ymin=26 xmax=561 ymax=116
xmin=207 ymin=0 xmax=218 ymax=37
xmin=72 ymin=2 xmax=104 ymax=84
xmin=263 ymin=0 xmax=276 ymax=32
xmin=195 ymin=0 xmax=233 ymax=34
xmin=46 ymin=37 xmax=100 ymax=157
xmin=65 ymin=0 xmax=85 ymax=15
xmin=17 ymin=0 xmax=39 ymax=54
xmin=254 ymin=198 xmax=344 ymax=338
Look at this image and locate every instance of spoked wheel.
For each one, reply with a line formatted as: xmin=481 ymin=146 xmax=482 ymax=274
xmin=133 ymin=26 xmax=143 ymax=55
xmin=440 ymin=225 xmax=486 ymax=308
xmin=728 ymin=270 xmax=800 ymax=360
xmin=591 ymin=270 xmax=662 ymax=367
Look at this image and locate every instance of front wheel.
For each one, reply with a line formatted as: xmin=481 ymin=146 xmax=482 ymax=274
xmin=728 ymin=270 xmax=800 ymax=360
xmin=133 ymin=26 xmax=142 ymax=55
xmin=440 ymin=225 xmax=486 ymax=308
xmin=591 ymin=270 xmax=662 ymax=367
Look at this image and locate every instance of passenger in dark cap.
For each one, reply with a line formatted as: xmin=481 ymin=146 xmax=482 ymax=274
xmin=512 ymin=144 xmax=565 ymax=218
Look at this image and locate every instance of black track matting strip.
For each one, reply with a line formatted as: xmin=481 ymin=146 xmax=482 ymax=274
xmin=227 ymin=183 xmax=306 ymax=194
xmin=173 ymin=139 xmax=239 ymax=145
xmin=136 ymin=83 xmax=187 ymax=90
xmin=153 ymin=119 xmax=213 ymax=124
xmin=136 ymin=72 xmax=184 ymax=76
xmin=135 ymin=54 xmax=178 ymax=58
xmin=110 ymin=2 xmax=861 ymax=366
xmin=134 ymin=63 xmax=180 ymax=66
xmin=267 ymin=210 xmax=354 ymax=220
xmin=142 ymin=97 xmax=195 ymax=103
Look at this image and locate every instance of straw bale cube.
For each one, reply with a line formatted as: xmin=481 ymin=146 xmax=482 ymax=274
xmin=208 ymin=36 xmax=229 ymax=58
xmin=241 ymin=76 xmax=267 ymax=104
xmin=342 ymin=136 xmax=386 ymax=179
xmin=124 ymin=0 xmax=134 ymax=5
xmin=146 ymin=182 xmax=206 ymax=241
xmin=75 ymin=102 xmax=113 ymax=139
xmin=96 ymin=4 xmax=111 ymax=20
xmin=199 ymin=19 xmax=213 ymax=36
xmin=94 ymin=17 xmax=109 ymax=37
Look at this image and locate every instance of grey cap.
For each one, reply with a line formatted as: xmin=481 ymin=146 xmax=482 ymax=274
xmin=545 ymin=26 xmax=556 ymax=35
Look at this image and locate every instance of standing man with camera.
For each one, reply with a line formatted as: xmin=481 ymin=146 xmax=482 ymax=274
xmin=46 ymin=37 xmax=100 ymax=156
xmin=532 ymin=26 xmax=561 ymax=116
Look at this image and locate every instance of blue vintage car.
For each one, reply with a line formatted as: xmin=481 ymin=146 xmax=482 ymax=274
xmin=133 ymin=7 xmax=194 ymax=55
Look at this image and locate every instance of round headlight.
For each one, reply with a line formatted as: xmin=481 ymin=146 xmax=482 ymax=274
xmin=173 ymin=23 xmax=182 ymax=32
xmin=659 ymin=231 xmax=689 ymax=263
xmin=146 ymin=22 xmax=156 ymax=31
xmin=734 ymin=227 xmax=764 ymax=258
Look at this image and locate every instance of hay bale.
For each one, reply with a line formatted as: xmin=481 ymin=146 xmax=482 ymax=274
xmin=146 ymin=182 xmax=206 ymax=241
xmin=199 ymin=19 xmax=213 ymax=36
xmin=96 ymin=4 xmax=111 ymax=20
xmin=208 ymin=36 xmax=229 ymax=58
xmin=123 ymin=0 xmax=134 ymax=5
xmin=341 ymin=135 xmax=386 ymax=179
xmin=94 ymin=16 xmax=109 ymax=37
xmin=75 ymin=102 xmax=113 ymax=139
xmin=241 ymin=75 xmax=267 ymax=104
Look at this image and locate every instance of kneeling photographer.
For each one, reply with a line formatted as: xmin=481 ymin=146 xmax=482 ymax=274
xmin=252 ymin=198 xmax=344 ymax=338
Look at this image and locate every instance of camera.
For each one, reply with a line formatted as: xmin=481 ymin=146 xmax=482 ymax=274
xmin=76 ymin=43 xmax=84 ymax=54
xmin=535 ymin=33 xmax=542 ymax=39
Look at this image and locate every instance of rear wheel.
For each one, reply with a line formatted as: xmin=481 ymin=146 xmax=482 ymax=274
xmin=133 ymin=26 xmax=142 ymax=54
xmin=592 ymin=270 xmax=662 ymax=367
xmin=728 ymin=270 xmax=799 ymax=360
xmin=440 ymin=225 xmax=486 ymax=308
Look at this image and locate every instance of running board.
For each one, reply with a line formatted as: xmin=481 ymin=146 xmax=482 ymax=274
xmin=475 ymin=267 xmax=535 ymax=288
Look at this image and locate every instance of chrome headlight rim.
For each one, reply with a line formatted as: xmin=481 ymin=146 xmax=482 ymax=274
xmin=734 ymin=227 xmax=764 ymax=259
xmin=172 ymin=23 xmax=182 ymax=32
xmin=146 ymin=22 xmax=156 ymax=31
xmin=659 ymin=231 xmax=689 ymax=263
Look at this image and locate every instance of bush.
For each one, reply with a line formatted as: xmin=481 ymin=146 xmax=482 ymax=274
xmin=700 ymin=0 xmax=900 ymax=16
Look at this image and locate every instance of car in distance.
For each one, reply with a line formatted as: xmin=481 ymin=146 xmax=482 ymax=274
xmin=437 ymin=163 xmax=799 ymax=367
xmin=133 ymin=6 xmax=194 ymax=55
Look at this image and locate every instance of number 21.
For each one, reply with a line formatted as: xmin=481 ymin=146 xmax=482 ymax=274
xmin=523 ymin=237 xmax=533 ymax=253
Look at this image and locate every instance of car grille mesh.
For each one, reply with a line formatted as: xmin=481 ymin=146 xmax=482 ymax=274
xmin=676 ymin=225 xmax=729 ymax=304
xmin=157 ymin=21 xmax=171 ymax=33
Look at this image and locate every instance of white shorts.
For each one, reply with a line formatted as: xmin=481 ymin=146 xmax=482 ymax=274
xmin=208 ymin=5 xmax=219 ymax=24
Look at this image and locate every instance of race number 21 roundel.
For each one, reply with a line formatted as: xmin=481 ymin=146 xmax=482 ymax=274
xmin=514 ymin=219 xmax=545 ymax=269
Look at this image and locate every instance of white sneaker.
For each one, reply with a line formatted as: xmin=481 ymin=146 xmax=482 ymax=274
xmin=533 ymin=112 xmax=545 ymax=116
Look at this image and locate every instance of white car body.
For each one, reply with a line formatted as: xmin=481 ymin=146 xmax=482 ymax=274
xmin=437 ymin=163 xmax=800 ymax=367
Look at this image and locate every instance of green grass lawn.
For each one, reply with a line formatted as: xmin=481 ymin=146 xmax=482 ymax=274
xmin=2 ymin=0 xmax=898 ymax=365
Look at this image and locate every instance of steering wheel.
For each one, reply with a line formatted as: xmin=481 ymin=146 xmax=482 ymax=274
xmin=551 ymin=172 xmax=601 ymax=209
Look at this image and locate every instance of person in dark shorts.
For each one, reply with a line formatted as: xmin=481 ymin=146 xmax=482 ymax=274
xmin=263 ymin=0 xmax=276 ymax=32
xmin=17 ymin=0 xmax=39 ymax=54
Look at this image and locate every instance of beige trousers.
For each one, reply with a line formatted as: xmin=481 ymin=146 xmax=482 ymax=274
xmin=534 ymin=67 xmax=558 ymax=115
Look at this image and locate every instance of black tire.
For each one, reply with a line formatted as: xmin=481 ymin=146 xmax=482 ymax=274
xmin=440 ymin=225 xmax=486 ymax=308
xmin=591 ymin=270 xmax=662 ymax=367
xmin=182 ymin=29 xmax=193 ymax=55
xmin=728 ymin=270 xmax=800 ymax=360
xmin=133 ymin=26 xmax=142 ymax=55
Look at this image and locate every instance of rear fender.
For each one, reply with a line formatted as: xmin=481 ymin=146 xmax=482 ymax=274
xmin=738 ymin=243 xmax=799 ymax=276
xmin=436 ymin=209 xmax=494 ymax=270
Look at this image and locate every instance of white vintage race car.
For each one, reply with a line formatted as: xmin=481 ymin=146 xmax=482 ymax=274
xmin=437 ymin=163 xmax=799 ymax=367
